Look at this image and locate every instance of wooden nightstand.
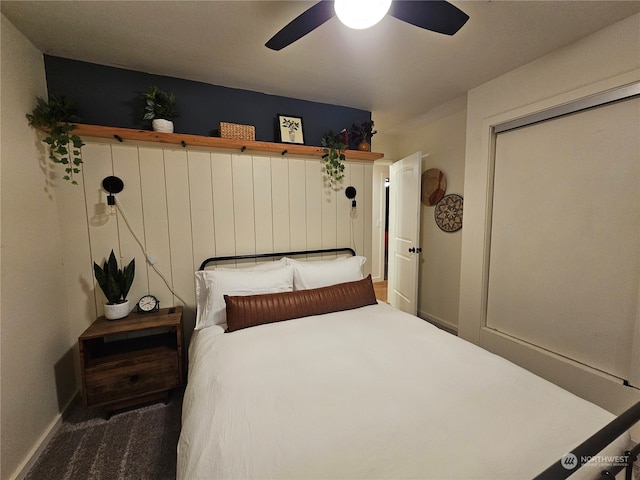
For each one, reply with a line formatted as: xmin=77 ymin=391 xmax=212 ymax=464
xmin=78 ymin=305 xmax=184 ymax=417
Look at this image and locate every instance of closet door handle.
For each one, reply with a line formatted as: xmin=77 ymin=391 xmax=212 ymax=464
xmin=408 ymin=247 xmax=415 ymax=253
xmin=408 ymin=247 xmax=422 ymax=254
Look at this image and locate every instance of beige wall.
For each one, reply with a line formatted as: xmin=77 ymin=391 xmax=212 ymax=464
xmin=1 ymin=15 xmax=77 ymax=480
xmin=394 ymin=106 xmax=467 ymax=331
xmin=459 ymin=13 xmax=640 ymax=414
xmin=372 ymin=99 xmax=467 ymax=331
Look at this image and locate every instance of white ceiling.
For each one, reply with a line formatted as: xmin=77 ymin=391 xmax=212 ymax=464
xmin=2 ymin=1 xmax=639 ymax=132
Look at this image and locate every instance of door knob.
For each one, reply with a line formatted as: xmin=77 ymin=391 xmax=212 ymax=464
xmin=408 ymin=247 xmax=415 ymax=253
xmin=408 ymin=247 xmax=422 ymax=254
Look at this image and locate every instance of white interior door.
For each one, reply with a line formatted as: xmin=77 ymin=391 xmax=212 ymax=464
xmin=388 ymin=152 xmax=422 ymax=315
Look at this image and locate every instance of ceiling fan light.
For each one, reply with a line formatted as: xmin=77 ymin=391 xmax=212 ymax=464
xmin=334 ymin=0 xmax=392 ymax=30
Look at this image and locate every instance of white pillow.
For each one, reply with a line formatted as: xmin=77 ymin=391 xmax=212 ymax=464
xmin=194 ymin=264 xmax=293 ymax=330
xmin=195 ymin=258 xmax=289 ymax=326
xmin=214 ymin=257 xmax=288 ymax=271
xmin=286 ymin=256 xmax=366 ymax=290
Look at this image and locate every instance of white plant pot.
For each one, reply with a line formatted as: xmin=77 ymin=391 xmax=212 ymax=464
xmin=152 ymin=119 xmax=174 ymax=133
xmin=104 ymin=300 xmax=130 ymax=320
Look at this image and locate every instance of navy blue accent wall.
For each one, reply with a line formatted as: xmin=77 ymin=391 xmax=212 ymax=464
xmin=44 ymin=56 xmax=370 ymax=147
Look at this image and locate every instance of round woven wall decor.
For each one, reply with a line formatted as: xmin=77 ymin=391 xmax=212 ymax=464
xmin=434 ymin=194 xmax=463 ymax=232
xmin=421 ymin=168 xmax=446 ymax=206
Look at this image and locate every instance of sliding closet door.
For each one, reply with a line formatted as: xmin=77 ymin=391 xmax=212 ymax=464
xmin=486 ymin=95 xmax=639 ymax=383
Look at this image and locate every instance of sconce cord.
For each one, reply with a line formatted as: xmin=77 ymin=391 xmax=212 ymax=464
xmin=351 ymin=216 xmax=357 ymax=253
xmin=114 ymin=198 xmax=190 ymax=308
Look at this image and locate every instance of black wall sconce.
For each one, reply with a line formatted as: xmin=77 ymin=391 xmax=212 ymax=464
xmin=102 ymin=176 xmax=124 ymax=215
xmin=345 ymin=186 xmax=357 ymax=219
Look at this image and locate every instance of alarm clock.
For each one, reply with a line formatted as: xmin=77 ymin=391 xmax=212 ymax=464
xmin=137 ymin=294 xmax=159 ymax=313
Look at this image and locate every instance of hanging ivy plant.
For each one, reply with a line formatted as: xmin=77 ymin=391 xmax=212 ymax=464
xmin=26 ymin=95 xmax=84 ymax=184
xmin=321 ymin=130 xmax=346 ymax=187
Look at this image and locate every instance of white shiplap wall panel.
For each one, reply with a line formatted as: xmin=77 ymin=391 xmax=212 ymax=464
xmin=164 ymin=148 xmax=194 ymax=308
xmin=271 ymin=157 xmax=291 ymax=252
xmin=337 ymin=165 xmax=353 ymax=254
xmin=73 ymin=139 xmax=373 ymax=339
xmin=232 ymin=154 xmax=256 ymax=255
xmin=321 ymin=179 xmax=338 ymax=258
xmin=138 ymin=147 xmax=173 ymax=304
xmin=83 ymin=142 xmax=120 ymax=314
xmin=344 ymin=166 xmax=357 ymax=248
xmin=350 ymin=163 xmax=366 ymax=257
xmin=211 ymin=153 xmax=236 ymax=256
xmin=288 ymin=159 xmax=307 ymax=250
xmin=111 ymin=144 xmax=150 ymax=305
xmin=187 ymin=150 xmax=216 ymax=271
xmin=253 ymin=156 xmax=274 ymax=255
xmin=305 ymin=160 xmax=323 ymax=250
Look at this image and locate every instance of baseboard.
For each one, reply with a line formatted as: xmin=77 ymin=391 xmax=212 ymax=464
xmin=10 ymin=391 xmax=79 ymax=480
xmin=417 ymin=310 xmax=459 ymax=335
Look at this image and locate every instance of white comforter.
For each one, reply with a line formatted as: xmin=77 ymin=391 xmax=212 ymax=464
xmin=178 ymin=302 xmax=628 ymax=479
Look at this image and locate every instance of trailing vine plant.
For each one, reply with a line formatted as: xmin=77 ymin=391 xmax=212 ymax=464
xmin=26 ymin=95 xmax=84 ymax=184
xmin=321 ymin=130 xmax=346 ymax=187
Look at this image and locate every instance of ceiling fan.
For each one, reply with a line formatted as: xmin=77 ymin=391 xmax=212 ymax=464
xmin=265 ymin=0 xmax=469 ymax=51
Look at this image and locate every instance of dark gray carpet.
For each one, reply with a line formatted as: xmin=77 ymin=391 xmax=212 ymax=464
xmin=25 ymin=390 xmax=182 ymax=480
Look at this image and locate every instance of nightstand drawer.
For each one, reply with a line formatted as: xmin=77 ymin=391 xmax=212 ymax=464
xmin=85 ymin=351 xmax=179 ymax=406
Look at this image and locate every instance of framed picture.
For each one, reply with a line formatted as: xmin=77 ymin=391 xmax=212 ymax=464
xmin=277 ymin=114 xmax=305 ymax=144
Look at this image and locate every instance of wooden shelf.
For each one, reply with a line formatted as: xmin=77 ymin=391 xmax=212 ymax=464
xmin=73 ymin=124 xmax=384 ymax=162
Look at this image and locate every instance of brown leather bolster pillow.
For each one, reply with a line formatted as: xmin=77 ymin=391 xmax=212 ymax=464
xmin=224 ymin=275 xmax=377 ymax=332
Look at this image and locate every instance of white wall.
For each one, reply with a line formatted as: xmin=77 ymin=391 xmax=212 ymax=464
xmin=1 ymin=14 xmax=77 ymax=480
xmin=459 ymin=13 xmax=640 ymax=414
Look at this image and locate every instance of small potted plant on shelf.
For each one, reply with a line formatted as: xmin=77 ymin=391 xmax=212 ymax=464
xmin=26 ymin=94 xmax=85 ymax=185
xmin=321 ymin=130 xmax=346 ymax=187
xmin=349 ymin=120 xmax=377 ymax=152
xmin=93 ymin=250 xmax=135 ymax=320
xmin=141 ymin=85 xmax=178 ymax=133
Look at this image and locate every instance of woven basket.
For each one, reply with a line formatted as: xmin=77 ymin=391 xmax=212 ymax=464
xmin=220 ymin=122 xmax=255 ymax=141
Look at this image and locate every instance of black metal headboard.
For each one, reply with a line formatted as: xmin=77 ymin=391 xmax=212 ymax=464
xmin=198 ymin=247 xmax=356 ymax=271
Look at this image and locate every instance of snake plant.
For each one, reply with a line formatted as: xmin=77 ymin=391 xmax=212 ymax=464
xmin=93 ymin=250 xmax=135 ymax=305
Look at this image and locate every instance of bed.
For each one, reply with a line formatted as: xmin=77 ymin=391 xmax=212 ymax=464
xmin=177 ymin=248 xmax=639 ymax=480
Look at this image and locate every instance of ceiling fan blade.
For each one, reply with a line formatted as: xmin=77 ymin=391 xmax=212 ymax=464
xmin=266 ymin=1 xmax=336 ymax=51
xmin=389 ymin=0 xmax=469 ymax=36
